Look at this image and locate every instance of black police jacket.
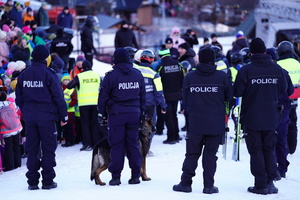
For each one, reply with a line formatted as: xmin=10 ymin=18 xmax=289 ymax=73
xmin=182 ymin=62 xmax=233 ymax=135
xmin=234 ymin=53 xmax=287 ymax=130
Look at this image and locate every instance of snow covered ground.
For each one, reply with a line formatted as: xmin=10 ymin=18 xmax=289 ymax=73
xmin=1 ymin=106 xmax=300 ymax=200
xmin=1 ymin=57 xmax=300 ymax=199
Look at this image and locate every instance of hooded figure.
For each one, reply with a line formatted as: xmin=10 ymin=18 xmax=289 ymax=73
xmin=80 ymin=15 xmax=97 ymax=65
xmin=114 ymin=20 xmax=139 ymax=49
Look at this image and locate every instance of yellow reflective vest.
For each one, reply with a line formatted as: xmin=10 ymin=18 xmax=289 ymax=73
xmin=277 ymin=58 xmax=300 ymax=86
xmin=216 ymin=60 xmax=228 ymax=73
xmin=63 ymin=88 xmax=75 ymax=112
xmin=77 ymin=70 xmax=100 ymax=107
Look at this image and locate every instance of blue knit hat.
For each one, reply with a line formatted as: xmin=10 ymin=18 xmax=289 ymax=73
xmin=32 ymin=45 xmax=49 ymax=60
xmin=113 ymin=48 xmax=130 ymax=64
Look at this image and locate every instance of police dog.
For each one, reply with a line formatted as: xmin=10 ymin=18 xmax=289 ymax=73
xmin=90 ymin=119 xmax=153 ymax=185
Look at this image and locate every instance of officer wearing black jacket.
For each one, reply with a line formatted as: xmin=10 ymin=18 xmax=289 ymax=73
xmin=16 ymin=45 xmax=68 ymax=190
xmin=156 ymin=48 xmax=185 ymax=144
xmin=98 ymin=48 xmax=146 ymax=186
xmin=173 ymin=48 xmax=233 ymax=194
xmin=50 ymin=28 xmax=73 ymax=71
xmin=234 ymin=38 xmax=287 ymax=195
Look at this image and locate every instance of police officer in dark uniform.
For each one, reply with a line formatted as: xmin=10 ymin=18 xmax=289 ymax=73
xmin=173 ymin=48 xmax=233 ymax=194
xmin=277 ymin=41 xmax=300 ymax=155
xmin=50 ymin=28 xmax=74 ymax=71
xmin=234 ymin=38 xmax=287 ymax=195
xmin=15 ymin=45 xmax=68 ymax=190
xmin=156 ymin=48 xmax=185 ymax=144
xmin=98 ymin=48 xmax=146 ymax=186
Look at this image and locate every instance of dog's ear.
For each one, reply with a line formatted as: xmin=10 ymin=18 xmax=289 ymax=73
xmin=146 ymin=118 xmax=154 ymax=126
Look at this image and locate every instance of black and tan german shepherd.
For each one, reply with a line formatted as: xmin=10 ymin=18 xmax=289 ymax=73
xmin=90 ymin=119 xmax=153 ymax=185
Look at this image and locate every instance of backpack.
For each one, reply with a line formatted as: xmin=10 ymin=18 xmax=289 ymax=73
xmin=0 ymin=103 xmax=22 ymax=134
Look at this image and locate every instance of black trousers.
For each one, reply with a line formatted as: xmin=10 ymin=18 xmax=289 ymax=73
xmin=287 ymin=106 xmax=297 ymax=154
xmin=156 ymin=105 xmax=165 ymax=133
xmin=83 ymin=51 xmax=94 ymax=66
xmin=3 ymin=133 xmax=21 ymax=171
xmin=165 ymin=101 xmax=179 ymax=141
xmin=244 ymin=127 xmax=277 ymax=189
xmin=25 ymin=120 xmax=57 ymax=186
xmin=79 ymin=105 xmax=101 ymax=147
xmin=180 ymin=134 xmax=221 ymax=188
xmin=275 ymin=108 xmax=290 ymax=175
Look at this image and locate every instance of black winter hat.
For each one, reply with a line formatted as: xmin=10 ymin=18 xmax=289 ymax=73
xmin=211 ymin=33 xmax=217 ymax=39
xmin=178 ymin=42 xmax=190 ymax=50
xmin=250 ymin=37 xmax=266 ymax=54
xmin=82 ymin=60 xmax=92 ymax=69
xmin=31 ymin=45 xmax=49 ymax=60
xmin=113 ymin=48 xmax=130 ymax=64
xmin=198 ymin=48 xmax=215 ymax=64
xmin=165 ymin=37 xmax=173 ymax=44
xmin=187 ymin=29 xmax=192 ymax=34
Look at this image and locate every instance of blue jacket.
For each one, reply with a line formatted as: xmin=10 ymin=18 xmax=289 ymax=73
xmin=136 ymin=62 xmax=166 ymax=109
xmin=234 ymin=53 xmax=287 ymax=130
xmin=98 ymin=62 xmax=146 ymax=117
xmin=15 ymin=60 xmax=68 ymax=122
xmin=182 ymin=62 xmax=233 ymax=135
xmin=11 ymin=6 xmax=23 ymax=28
xmin=57 ymin=11 xmax=73 ymax=28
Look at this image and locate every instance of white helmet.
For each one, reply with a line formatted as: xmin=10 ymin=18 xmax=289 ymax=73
xmin=134 ymin=49 xmax=143 ymax=63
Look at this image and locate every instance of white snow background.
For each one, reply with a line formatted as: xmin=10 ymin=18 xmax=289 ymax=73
xmin=1 ymin=35 xmax=300 ymax=200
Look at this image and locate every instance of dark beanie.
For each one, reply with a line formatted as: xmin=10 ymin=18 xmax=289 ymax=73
xmin=211 ymin=33 xmax=217 ymax=39
xmin=113 ymin=48 xmax=130 ymax=64
xmin=198 ymin=48 xmax=215 ymax=64
xmin=165 ymin=37 xmax=173 ymax=44
xmin=250 ymin=37 xmax=266 ymax=54
xmin=82 ymin=60 xmax=92 ymax=69
xmin=32 ymin=45 xmax=49 ymax=60
xmin=0 ymin=91 xmax=7 ymax=101
xmin=178 ymin=42 xmax=190 ymax=50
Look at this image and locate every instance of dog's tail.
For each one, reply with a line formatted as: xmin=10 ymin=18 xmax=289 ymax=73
xmin=90 ymin=137 xmax=110 ymax=181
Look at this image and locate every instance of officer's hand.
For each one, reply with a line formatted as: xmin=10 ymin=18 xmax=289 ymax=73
xmin=161 ymin=109 xmax=166 ymax=114
xmin=61 ymin=121 xmax=67 ymax=126
xmin=98 ymin=115 xmax=108 ymax=126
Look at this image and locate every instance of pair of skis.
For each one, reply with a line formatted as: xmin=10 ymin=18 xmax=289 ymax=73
xmin=232 ymin=97 xmax=242 ymax=161
xmin=222 ymin=97 xmax=242 ymax=161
